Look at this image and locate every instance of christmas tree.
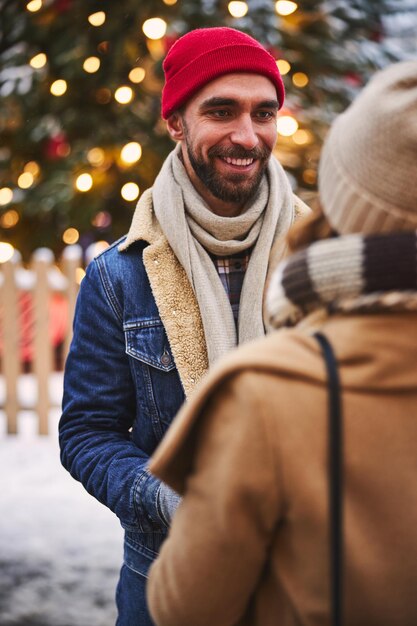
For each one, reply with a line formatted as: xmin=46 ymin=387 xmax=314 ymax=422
xmin=0 ymin=0 xmax=415 ymax=259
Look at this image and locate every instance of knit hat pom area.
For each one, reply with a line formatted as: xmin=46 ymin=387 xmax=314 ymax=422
xmin=161 ymin=27 xmax=285 ymax=119
xmin=318 ymin=60 xmax=417 ymax=236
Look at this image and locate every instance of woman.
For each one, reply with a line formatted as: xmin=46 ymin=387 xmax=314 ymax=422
xmin=147 ymin=60 xmax=417 ymax=626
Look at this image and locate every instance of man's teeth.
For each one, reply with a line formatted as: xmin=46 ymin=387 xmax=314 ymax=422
xmin=223 ymin=157 xmax=254 ymax=166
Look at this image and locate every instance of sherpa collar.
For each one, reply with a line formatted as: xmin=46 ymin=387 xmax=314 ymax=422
xmin=266 ymin=230 xmax=417 ymax=329
xmin=119 ymin=188 xmax=208 ymax=397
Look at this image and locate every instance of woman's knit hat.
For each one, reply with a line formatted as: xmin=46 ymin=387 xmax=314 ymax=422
xmin=161 ymin=27 xmax=285 ymax=119
xmin=318 ymin=60 xmax=417 ymax=235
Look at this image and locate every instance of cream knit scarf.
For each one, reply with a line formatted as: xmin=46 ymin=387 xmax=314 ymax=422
xmin=153 ymin=144 xmax=294 ymax=364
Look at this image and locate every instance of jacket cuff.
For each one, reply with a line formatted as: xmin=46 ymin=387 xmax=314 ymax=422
xmin=134 ymin=467 xmax=166 ymax=532
xmin=157 ymin=482 xmax=182 ymax=527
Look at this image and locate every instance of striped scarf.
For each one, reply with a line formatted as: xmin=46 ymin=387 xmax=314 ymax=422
xmin=266 ymin=231 xmax=417 ymax=330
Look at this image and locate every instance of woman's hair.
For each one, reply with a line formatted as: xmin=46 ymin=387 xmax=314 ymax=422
xmin=287 ymin=198 xmax=338 ymax=254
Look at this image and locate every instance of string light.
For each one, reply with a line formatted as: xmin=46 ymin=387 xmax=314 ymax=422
xmin=29 ymin=53 xmax=47 ymax=69
xmin=292 ymin=72 xmax=309 ymax=88
xmin=0 ymin=187 xmax=13 ymax=206
xmin=88 ymin=11 xmax=106 ymax=26
xmin=129 ymin=67 xmax=146 ymax=84
xmin=120 ymin=142 xmax=142 ymax=164
xmin=24 ymin=161 xmax=40 ymax=176
xmin=26 ymin=0 xmax=42 ymax=12
xmin=62 ymin=228 xmax=80 ymax=245
xmin=83 ymin=57 xmax=101 ymax=73
xmin=87 ymin=148 xmax=106 ymax=167
xmin=75 ymin=173 xmax=93 ymax=192
xmin=114 ymin=86 xmax=133 ymax=104
xmin=50 ymin=79 xmax=67 ymax=96
xmin=0 ymin=210 xmax=19 ymax=229
xmin=163 ymin=0 xmax=177 ymax=4
xmin=0 ymin=242 xmax=15 ymax=263
xmin=17 ymin=172 xmax=34 ymax=189
xmin=277 ymin=59 xmax=291 ymax=75
xmin=142 ymin=18 xmax=167 ymax=40
xmin=121 ymin=183 xmax=140 ymax=201
xmin=292 ymin=129 xmax=312 ymax=145
xmin=275 ymin=1 xmax=298 ymax=16
xmin=277 ymin=115 xmax=298 ymax=136
xmin=228 ymin=1 xmax=248 ymax=17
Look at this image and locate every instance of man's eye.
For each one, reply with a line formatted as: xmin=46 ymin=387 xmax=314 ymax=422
xmin=210 ymin=110 xmax=231 ymax=118
xmin=256 ymin=111 xmax=275 ymax=120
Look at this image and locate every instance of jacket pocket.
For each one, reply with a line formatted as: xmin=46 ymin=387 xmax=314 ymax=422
xmin=125 ymin=320 xmax=176 ymax=372
xmin=124 ymin=320 xmax=185 ymax=437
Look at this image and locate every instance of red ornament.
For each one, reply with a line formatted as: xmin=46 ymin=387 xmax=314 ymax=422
xmin=344 ymin=72 xmax=363 ymax=88
xmin=45 ymin=132 xmax=71 ymax=160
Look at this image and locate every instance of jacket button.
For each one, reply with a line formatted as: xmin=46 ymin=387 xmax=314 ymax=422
xmin=161 ymin=351 xmax=171 ymax=366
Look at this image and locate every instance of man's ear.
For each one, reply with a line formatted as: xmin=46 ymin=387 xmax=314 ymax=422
xmin=166 ymin=112 xmax=185 ymax=141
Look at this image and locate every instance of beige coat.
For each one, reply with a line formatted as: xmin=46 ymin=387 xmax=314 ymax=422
xmin=147 ymin=310 xmax=417 ymax=626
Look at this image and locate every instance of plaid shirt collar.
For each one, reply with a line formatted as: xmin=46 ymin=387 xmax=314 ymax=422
xmin=211 ymin=249 xmax=252 ymax=326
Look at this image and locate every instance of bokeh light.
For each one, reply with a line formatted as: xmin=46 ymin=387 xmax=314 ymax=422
xmin=121 ymin=183 xmax=140 ymax=201
xmin=26 ymin=0 xmax=42 ymax=12
xmin=292 ymin=72 xmax=309 ymax=87
xmin=228 ymin=1 xmax=248 ymax=17
xmin=292 ymin=129 xmax=313 ymax=145
xmin=129 ymin=67 xmax=146 ymax=84
xmin=275 ymin=1 xmax=298 ymax=16
xmin=62 ymin=228 xmax=80 ymax=245
xmin=75 ymin=173 xmax=93 ymax=192
xmin=114 ymin=86 xmax=133 ymax=104
xmin=88 ymin=12 xmax=106 ymax=26
xmin=277 ymin=115 xmax=299 ymax=136
xmin=50 ymin=80 xmax=67 ymax=96
xmin=17 ymin=172 xmax=34 ymax=189
xmin=29 ymin=53 xmax=47 ymax=69
xmin=83 ymin=57 xmax=101 ymax=73
xmin=120 ymin=142 xmax=142 ymax=164
xmin=0 ymin=242 xmax=15 ymax=263
xmin=277 ymin=59 xmax=291 ymax=75
xmin=0 ymin=187 xmax=13 ymax=206
xmin=142 ymin=18 xmax=167 ymax=40
xmin=87 ymin=148 xmax=106 ymax=167
xmin=0 ymin=210 xmax=19 ymax=229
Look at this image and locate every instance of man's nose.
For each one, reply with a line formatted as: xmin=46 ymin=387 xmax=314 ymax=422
xmin=229 ymin=115 xmax=258 ymax=150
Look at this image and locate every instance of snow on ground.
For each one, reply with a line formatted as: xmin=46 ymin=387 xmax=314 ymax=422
xmin=0 ymin=375 xmax=123 ymax=626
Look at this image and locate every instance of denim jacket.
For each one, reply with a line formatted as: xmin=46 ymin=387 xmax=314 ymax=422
xmin=60 ymin=190 xmax=208 ymax=577
xmin=59 ymin=188 xmax=309 ymax=577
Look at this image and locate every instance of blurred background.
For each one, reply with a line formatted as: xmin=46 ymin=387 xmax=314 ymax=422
xmin=0 ymin=1 xmax=416 ymax=625
xmin=1 ymin=0 xmax=416 ymax=262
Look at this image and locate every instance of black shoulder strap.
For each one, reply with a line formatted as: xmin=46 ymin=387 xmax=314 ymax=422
xmin=314 ymin=331 xmax=344 ymax=626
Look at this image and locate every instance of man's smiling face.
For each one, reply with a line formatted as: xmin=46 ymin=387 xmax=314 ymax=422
xmin=166 ymin=73 xmax=279 ymax=216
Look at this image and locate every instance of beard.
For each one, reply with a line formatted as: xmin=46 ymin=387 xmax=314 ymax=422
xmin=183 ymin=128 xmax=272 ymax=205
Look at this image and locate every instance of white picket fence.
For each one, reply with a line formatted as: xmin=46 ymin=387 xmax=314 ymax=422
xmin=0 ymin=244 xmax=86 ymax=435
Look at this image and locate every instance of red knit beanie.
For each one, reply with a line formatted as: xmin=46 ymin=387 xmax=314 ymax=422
xmin=161 ymin=27 xmax=285 ymax=119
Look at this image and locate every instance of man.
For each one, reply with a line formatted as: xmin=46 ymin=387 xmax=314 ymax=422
xmin=59 ymin=27 xmax=309 ymax=625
